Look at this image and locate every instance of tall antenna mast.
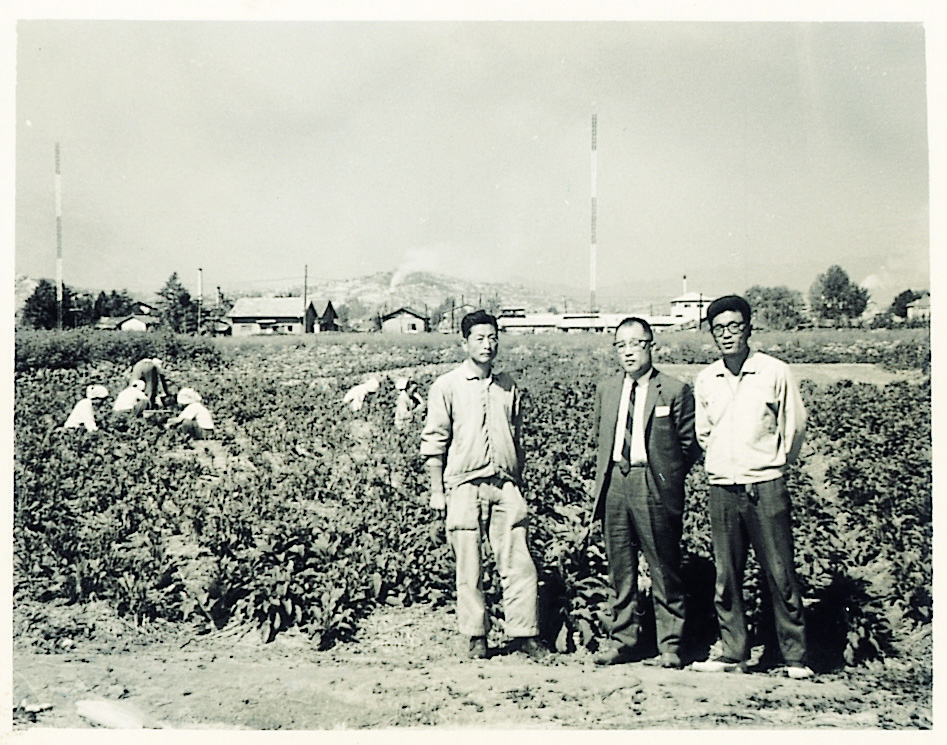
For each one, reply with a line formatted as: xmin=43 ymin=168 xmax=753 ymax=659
xmin=590 ymin=115 xmax=597 ymax=314
xmin=197 ymin=267 xmax=203 ymax=335
xmin=55 ymin=143 xmax=63 ymax=330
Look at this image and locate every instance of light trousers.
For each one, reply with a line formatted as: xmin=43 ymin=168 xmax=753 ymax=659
xmin=446 ymin=477 xmax=539 ymax=638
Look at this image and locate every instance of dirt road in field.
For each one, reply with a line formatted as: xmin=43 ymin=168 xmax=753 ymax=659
xmin=13 ymin=603 xmax=930 ymax=731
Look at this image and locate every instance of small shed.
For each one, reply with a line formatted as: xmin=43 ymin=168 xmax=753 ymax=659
xmin=436 ymin=303 xmax=479 ymax=333
xmin=381 ymin=307 xmax=428 ymax=333
xmin=906 ymin=295 xmax=931 ymax=321
xmin=117 ymin=315 xmax=161 ymax=332
xmin=95 ymin=315 xmax=161 ymax=332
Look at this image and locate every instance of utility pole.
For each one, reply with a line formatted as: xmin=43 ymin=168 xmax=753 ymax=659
xmin=303 ymin=264 xmax=309 ymax=332
xmin=590 ymin=114 xmax=597 ymax=314
xmin=197 ymin=267 xmax=203 ymax=335
xmin=55 ymin=143 xmax=63 ymax=330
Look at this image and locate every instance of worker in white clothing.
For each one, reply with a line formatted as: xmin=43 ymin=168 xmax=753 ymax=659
xmin=394 ymin=377 xmax=424 ymax=430
xmin=342 ymin=377 xmax=380 ymax=412
xmin=113 ymin=380 xmax=148 ymax=415
xmin=64 ymin=385 xmax=110 ymax=432
xmin=166 ymin=387 xmax=215 ymax=440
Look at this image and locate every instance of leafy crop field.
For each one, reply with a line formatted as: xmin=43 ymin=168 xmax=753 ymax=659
xmin=13 ymin=329 xmax=932 ymax=728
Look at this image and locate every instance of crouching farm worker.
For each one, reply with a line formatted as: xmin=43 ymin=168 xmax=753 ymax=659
xmin=64 ymin=384 xmax=109 ymax=432
xmin=130 ymin=357 xmax=171 ymax=409
xmin=166 ymin=388 xmax=215 ymax=440
xmin=420 ymin=310 xmax=548 ymax=662
xmin=691 ymin=295 xmax=812 ymax=679
xmin=342 ymin=377 xmax=380 ymax=412
xmin=113 ymin=379 xmax=148 ymax=415
xmin=394 ymin=377 xmax=424 ymax=431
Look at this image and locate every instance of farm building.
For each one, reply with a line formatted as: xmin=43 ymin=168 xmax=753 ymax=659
xmin=436 ymin=302 xmax=479 ymax=333
xmin=669 ymin=292 xmax=715 ymax=326
xmin=381 ymin=307 xmax=428 ymax=333
xmin=906 ymin=294 xmax=931 ymax=321
xmin=200 ymin=317 xmax=233 ymax=336
xmin=225 ymin=297 xmax=339 ymax=335
xmin=498 ymin=311 xmax=681 ymax=334
xmin=95 ymin=314 xmax=162 ymax=332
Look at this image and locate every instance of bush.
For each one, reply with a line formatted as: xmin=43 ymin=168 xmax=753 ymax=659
xmin=15 ymin=329 xmax=223 ymax=373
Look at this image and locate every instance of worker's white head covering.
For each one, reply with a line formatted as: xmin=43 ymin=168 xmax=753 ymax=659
xmin=152 ymin=357 xmax=163 ymax=369
xmin=177 ymin=387 xmax=202 ymax=406
xmin=365 ymin=378 xmax=380 ymax=392
xmin=131 ymin=380 xmax=146 ymax=391
xmin=86 ymin=384 xmax=109 ymax=400
xmin=395 ymin=377 xmax=409 ymax=390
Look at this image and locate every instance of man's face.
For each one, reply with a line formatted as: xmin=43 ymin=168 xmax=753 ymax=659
xmin=613 ymin=322 xmax=653 ymax=378
xmin=710 ymin=310 xmax=751 ymax=357
xmin=463 ymin=323 xmax=499 ymax=365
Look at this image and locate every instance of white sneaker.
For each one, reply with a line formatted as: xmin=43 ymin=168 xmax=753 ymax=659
xmin=786 ymin=664 xmax=814 ymax=679
xmin=690 ymin=657 xmax=747 ymax=673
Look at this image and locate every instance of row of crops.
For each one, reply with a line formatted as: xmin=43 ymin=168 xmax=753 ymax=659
xmin=13 ymin=330 xmax=931 ymax=675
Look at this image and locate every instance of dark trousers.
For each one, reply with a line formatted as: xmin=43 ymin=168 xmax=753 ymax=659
xmin=708 ymin=478 xmax=807 ymax=664
xmin=603 ymin=465 xmax=684 ymax=655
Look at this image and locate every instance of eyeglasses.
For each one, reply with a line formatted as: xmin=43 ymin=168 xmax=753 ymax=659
xmin=613 ymin=339 xmax=653 ymax=351
xmin=711 ymin=321 xmax=747 ymax=337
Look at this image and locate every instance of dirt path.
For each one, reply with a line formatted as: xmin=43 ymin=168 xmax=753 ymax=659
xmin=12 ymin=602 xmax=929 ymax=731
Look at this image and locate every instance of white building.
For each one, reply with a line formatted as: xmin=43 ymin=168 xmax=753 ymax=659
xmin=669 ymin=292 xmax=716 ymax=326
xmin=906 ymin=295 xmax=931 ymax=321
xmin=226 ymin=297 xmax=338 ymax=335
xmin=498 ymin=311 xmax=681 ymax=334
xmin=381 ymin=307 xmax=428 ymax=333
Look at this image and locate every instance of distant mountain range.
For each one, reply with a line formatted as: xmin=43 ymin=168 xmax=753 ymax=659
xmin=260 ymin=271 xmax=598 ymax=318
xmin=272 ymin=271 xmax=674 ymax=318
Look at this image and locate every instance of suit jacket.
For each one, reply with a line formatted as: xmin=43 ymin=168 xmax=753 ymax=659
xmin=590 ymin=367 xmax=701 ymax=524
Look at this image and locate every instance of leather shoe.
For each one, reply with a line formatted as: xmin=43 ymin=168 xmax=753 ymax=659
xmin=594 ymin=646 xmax=639 ymax=666
xmin=643 ymin=652 xmax=682 ymax=669
xmin=513 ymin=636 xmax=550 ymax=662
xmin=467 ymin=636 xmax=488 ymax=659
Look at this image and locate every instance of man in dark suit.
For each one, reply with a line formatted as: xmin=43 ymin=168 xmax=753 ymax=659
xmin=590 ymin=317 xmax=701 ymax=668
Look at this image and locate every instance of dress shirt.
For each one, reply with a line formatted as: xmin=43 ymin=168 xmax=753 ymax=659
xmin=420 ymin=360 xmax=522 ymax=490
xmin=695 ymin=350 xmax=806 ymax=485
xmin=612 ymin=372 xmax=650 ymax=466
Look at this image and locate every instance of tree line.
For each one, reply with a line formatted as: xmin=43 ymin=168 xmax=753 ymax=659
xmin=19 ymin=273 xmax=231 ymax=333
xmin=19 ymin=264 xmax=927 ymax=333
xmin=745 ymin=264 xmax=927 ymax=330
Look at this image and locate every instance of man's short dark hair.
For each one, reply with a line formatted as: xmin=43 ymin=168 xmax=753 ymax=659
xmin=615 ymin=316 xmax=654 ymax=339
xmin=706 ymin=295 xmax=752 ymax=327
xmin=461 ymin=310 xmax=499 ymax=338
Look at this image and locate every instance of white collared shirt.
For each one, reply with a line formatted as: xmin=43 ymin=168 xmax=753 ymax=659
xmin=695 ymin=350 xmax=806 ymax=484
xmin=612 ymin=372 xmax=650 ymax=465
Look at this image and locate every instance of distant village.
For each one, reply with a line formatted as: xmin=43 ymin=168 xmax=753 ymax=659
xmin=86 ymin=289 xmax=724 ymax=337
xmin=16 ymin=271 xmax=931 ymax=337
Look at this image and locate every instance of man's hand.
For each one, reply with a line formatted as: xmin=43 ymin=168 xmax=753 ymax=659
xmin=429 ymin=489 xmax=446 ymax=510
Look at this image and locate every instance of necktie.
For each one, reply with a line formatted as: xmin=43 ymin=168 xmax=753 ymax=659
xmin=620 ymin=380 xmax=637 ymax=475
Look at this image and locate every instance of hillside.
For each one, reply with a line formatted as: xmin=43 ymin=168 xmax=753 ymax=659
xmin=275 ymin=271 xmax=593 ymax=317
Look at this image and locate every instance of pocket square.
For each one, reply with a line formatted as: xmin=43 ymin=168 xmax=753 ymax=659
xmin=655 ymin=405 xmax=670 ymax=417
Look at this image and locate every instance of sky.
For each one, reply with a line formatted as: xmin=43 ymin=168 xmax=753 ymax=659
xmin=7 ymin=7 xmax=937 ymax=308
